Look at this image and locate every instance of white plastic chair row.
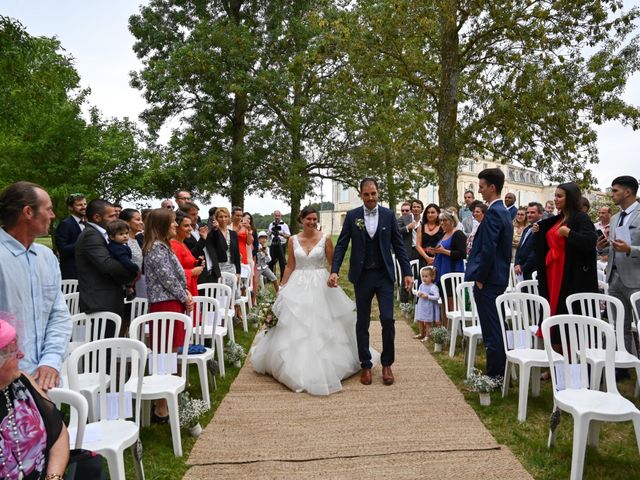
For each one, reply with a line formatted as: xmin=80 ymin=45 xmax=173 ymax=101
xmin=456 ymin=282 xmax=482 ymax=379
xmin=61 ymin=279 xmax=78 ymax=295
xmin=542 ymin=314 xmax=640 ymax=480
xmin=64 ymin=292 xmax=80 ymax=316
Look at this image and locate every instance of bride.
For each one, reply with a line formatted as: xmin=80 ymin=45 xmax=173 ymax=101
xmin=251 ymin=206 xmax=370 ymax=395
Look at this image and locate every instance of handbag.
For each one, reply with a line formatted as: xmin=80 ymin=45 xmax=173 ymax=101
xmin=64 ymin=449 xmax=106 ymax=480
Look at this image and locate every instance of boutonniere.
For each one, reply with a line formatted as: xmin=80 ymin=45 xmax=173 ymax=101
xmin=355 ymin=218 xmax=365 ymax=230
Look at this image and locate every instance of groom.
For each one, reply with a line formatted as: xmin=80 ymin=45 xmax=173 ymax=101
xmin=329 ymin=178 xmax=413 ymax=386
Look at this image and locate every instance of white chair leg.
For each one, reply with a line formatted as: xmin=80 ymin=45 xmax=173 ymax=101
xmin=167 ymin=394 xmax=183 ymax=457
xmin=240 ymin=302 xmax=248 ymax=333
xmin=548 ymin=406 xmax=560 ymax=448
xmin=531 ymin=367 xmax=541 ymax=396
xmin=587 ymin=420 xmax=600 ymax=448
xmin=632 ymin=415 xmax=640 ymax=453
xmin=141 ymin=400 xmax=151 ymax=428
xmin=591 ymin=364 xmax=604 ymax=391
xmin=197 ymin=361 xmax=211 ymax=406
xmin=634 ymin=367 xmax=640 ymax=398
xmin=449 ymin=319 xmax=459 ymax=357
xmin=570 ymin=417 xmax=588 ymax=480
xmin=467 ymin=337 xmax=478 ymax=379
xmin=517 ymin=366 xmax=530 ymax=422
xmin=215 ymin=335 xmax=226 ymax=377
xmin=227 ymin=316 xmax=236 ymax=343
xmin=502 ymin=362 xmax=511 ymax=398
xmin=102 ymin=448 xmax=126 ymax=480
xmin=131 ymin=441 xmax=145 ymax=480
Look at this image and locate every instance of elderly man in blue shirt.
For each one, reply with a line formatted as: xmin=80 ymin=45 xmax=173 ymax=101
xmin=0 ymin=181 xmax=72 ymax=390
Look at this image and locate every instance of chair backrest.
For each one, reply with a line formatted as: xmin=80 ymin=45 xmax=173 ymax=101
xmin=531 ymin=271 xmax=538 ymax=281
xmin=67 ymin=338 xmax=147 ymax=423
xmin=497 ymin=292 xmax=550 ymax=351
xmin=128 ymin=297 xmax=149 ymax=319
xmin=631 ymin=291 xmax=640 ymax=327
xmin=220 ymin=272 xmax=238 ymax=299
xmin=507 ymin=263 xmax=517 ymax=292
xmin=198 ymin=282 xmax=233 ymax=311
xmin=129 ymin=312 xmax=192 ymax=379
xmin=191 ymin=296 xmax=221 ymax=344
xmin=542 ymin=314 xmax=617 ymax=394
xmin=64 ymin=292 xmax=80 ymax=316
xmin=598 ymin=280 xmax=609 ymax=295
xmin=455 ymin=281 xmax=478 ymax=326
xmin=409 ymin=259 xmax=420 ymax=279
xmin=70 ymin=312 xmax=122 ymax=344
xmin=566 ymin=292 xmax=625 ymax=352
xmin=439 ymin=272 xmax=465 ymax=314
xmin=61 ymin=279 xmax=78 ymax=295
xmin=240 ymin=263 xmax=253 ymax=292
xmin=515 ymin=279 xmax=539 ymax=297
xmin=47 ymin=388 xmax=88 ymax=449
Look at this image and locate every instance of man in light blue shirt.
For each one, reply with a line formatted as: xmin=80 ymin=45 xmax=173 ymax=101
xmin=0 ymin=181 xmax=71 ymax=390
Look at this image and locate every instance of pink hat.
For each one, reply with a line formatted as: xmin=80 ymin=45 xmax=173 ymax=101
xmin=0 ymin=317 xmax=17 ymax=349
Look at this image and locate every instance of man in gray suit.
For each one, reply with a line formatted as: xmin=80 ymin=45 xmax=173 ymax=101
xmin=598 ymin=176 xmax=640 ymax=355
xmin=76 ymin=199 xmax=138 ymax=337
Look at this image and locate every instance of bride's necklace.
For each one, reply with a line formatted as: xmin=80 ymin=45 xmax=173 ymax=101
xmin=0 ymin=387 xmax=24 ymax=479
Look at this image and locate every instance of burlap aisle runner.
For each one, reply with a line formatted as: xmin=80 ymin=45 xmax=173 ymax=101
xmin=185 ymin=321 xmax=532 ymax=479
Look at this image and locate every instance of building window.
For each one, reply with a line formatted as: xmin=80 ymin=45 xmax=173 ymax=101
xmin=340 ymin=184 xmax=350 ymax=203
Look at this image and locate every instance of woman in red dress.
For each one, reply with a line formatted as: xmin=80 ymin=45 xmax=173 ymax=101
xmin=231 ymin=206 xmax=253 ymax=265
xmin=171 ymin=211 xmax=205 ymax=297
xmin=533 ymin=182 xmax=598 ymax=350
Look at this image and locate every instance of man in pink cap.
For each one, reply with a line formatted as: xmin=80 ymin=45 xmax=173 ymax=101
xmin=0 ymin=181 xmax=71 ymax=390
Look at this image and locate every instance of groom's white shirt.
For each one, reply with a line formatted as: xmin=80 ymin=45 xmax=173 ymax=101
xmin=363 ymin=205 xmax=379 ymax=238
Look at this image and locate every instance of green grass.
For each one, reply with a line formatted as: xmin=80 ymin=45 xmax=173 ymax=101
xmin=409 ymin=319 xmax=640 ymax=480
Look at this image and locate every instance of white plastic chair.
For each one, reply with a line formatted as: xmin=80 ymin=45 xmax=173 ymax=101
xmin=439 ymin=272 xmax=468 ymax=357
xmin=542 ymin=314 xmax=640 ymax=480
xmin=507 ymin=263 xmax=517 ymax=292
xmin=531 ymin=271 xmax=538 ymax=281
xmin=222 ymin=271 xmax=248 ymax=333
xmin=128 ymin=312 xmax=192 ymax=457
xmin=566 ymin=293 xmax=640 ymax=395
xmin=187 ymin=296 xmax=219 ymax=405
xmin=47 ymin=388 xmax=88 ymax=449
xmin=64 ymin=312 xmax=122 ymax=421
xmin=128 ymin=297 xmax=149 ymax=319
xmin=515 ymin=279 xmax=541 ymax=342
xmin=456 ymin=282 xmax=483 ymax=379
xmin=198 ymin=282 xmax=235 ymax=343
xmin=64 ymin=292 xmax=80 ymax=316
xmin=61 ymin=279 xmax=78 ymax=295
xmin=67 ymin=338 xmax=147 ymax=480
xmin=240 ymin=263 xmax=254 ymax=309
xmin=193 ymin=295 xmax=226 ymax=377
xmin=497 ymin=293 xmax=561 ymax=422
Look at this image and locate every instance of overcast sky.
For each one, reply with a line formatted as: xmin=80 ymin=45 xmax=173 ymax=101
xmin=3 ymin=0 xmax=639 ymax=213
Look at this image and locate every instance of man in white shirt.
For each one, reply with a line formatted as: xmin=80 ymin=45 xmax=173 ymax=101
xmin=598 ymin=176 xmax=640 ymax=355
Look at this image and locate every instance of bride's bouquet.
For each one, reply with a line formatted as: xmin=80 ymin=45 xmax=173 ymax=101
xmin=257 ymin=302 xmax=278 ymax=331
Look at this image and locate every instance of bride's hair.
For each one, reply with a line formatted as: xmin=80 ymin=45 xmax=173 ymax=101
xmin=298 ymin=206 xmax=318 ymax=224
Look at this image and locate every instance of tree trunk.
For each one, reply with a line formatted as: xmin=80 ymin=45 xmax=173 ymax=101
xmin=229 ymin=90 xmax=247 ymax=209
xmin=436 ymin=0 xmax=461 ymax=209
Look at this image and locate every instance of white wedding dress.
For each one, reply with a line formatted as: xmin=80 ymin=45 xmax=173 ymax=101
xmin=251 ymin=234 xmax=370 ymax=395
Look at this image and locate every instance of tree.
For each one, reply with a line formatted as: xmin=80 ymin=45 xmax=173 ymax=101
xmin=337 ymin=0 xmax=640 ymax=207
xmin=129 ymin=0 xmax=264 ymax=208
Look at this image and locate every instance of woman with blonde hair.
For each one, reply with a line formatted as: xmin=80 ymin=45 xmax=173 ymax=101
xmin=208 ymin=207 xmax=241 ymax=296
xmin=512 ymin=206 xmax=528 ymax=257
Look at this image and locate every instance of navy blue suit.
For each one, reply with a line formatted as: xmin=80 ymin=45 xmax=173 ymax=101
xmin=465 ymin=199 xmax=513 ymax=378
xmin=54 ymin=216 xmax=82 ymax=279
xmin=332 ymin=205 xmax=412 ymax=368
xmin=514 ymin=225 xmax=536 ymax=280
xmin=507 ymin=204 xmax=517 ymax=220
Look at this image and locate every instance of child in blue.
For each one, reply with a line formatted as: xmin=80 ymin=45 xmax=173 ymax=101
xmin=414 ymin=267 xmax=440 ymax=340
xmin=106 ymin=220 xmax=139 ymax=299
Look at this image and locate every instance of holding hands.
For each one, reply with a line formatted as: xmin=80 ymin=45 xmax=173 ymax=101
xmin=327 ymin=273 xmax=339 ymax=288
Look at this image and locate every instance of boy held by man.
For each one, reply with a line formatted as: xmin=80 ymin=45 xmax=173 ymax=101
xmin=106 ymin=220 xmax=140 ymax=300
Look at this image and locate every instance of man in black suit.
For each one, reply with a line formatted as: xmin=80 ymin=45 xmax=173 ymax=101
xmin=514 ymin=202 xmax=543 ymax=280
xmin=54 ymin=193 xmax=87 ymax=279
xmin=75 ymin=199 xmax=138 ymax=333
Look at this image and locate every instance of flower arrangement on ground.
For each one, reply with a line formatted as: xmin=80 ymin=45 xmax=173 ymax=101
xmin=225 ymin=341 xmax=247 ymax=366
xmin=399 ymin=302 xmax=414 ymax=317
xmin=431 ymin=326 xmax=450 ymax=345
xmin=178 ymin=391 xmax=209 ymax=435
xmin=465 ymin=369 xmax=501 ymax=394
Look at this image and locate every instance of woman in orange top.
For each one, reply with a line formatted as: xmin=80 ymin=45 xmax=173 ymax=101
xmin=171 ymin=211 xmax=205 ymax=297
xmin=231 ymin=206 xmax=253 ymax=265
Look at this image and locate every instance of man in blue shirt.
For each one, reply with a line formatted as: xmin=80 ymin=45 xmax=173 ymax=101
xmin=0 ymin=181 xmax=71 ymax=390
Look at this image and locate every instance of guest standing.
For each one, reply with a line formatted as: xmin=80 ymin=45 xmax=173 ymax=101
xmin=512 ymin=207 xmax=528 ymax=258
xmin=466 ymin=201 xmax=487 ymax=256
xmin=465 ymin=168 xmax=513 ymax=379
xmin=54 ymin=193 xmax=87 ymax=279
xmin=143 ymin=208 xmax=194 ymax=422
xmin=120 ymin=208 xmax=146 ymax=298
xmin=171 ymin=211 xmax=205 ymax=297
xmin=209 ymin=207 xmax=241 ymax=295
xmin=514 ymin=202 xmax=543 ymax=280
xmin=533 ymin=182 xmax=598 ymax=348
xmin=428 ymin=210 xmax=466 ymax=321
xmin=415 ymin=204 xmax=444 ymax=268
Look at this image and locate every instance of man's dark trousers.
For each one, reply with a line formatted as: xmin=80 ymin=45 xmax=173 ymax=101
xmin=269 ymin=242 xmax=287 ymax=280
xmin=473 ymin=283 xmax=507 ymax=378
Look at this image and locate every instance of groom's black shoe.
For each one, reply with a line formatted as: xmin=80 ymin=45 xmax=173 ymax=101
xmin=360 ymin=368 xmax=372 ymax=385
xmin=382 ymin=366 xmax=394 ymax=386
